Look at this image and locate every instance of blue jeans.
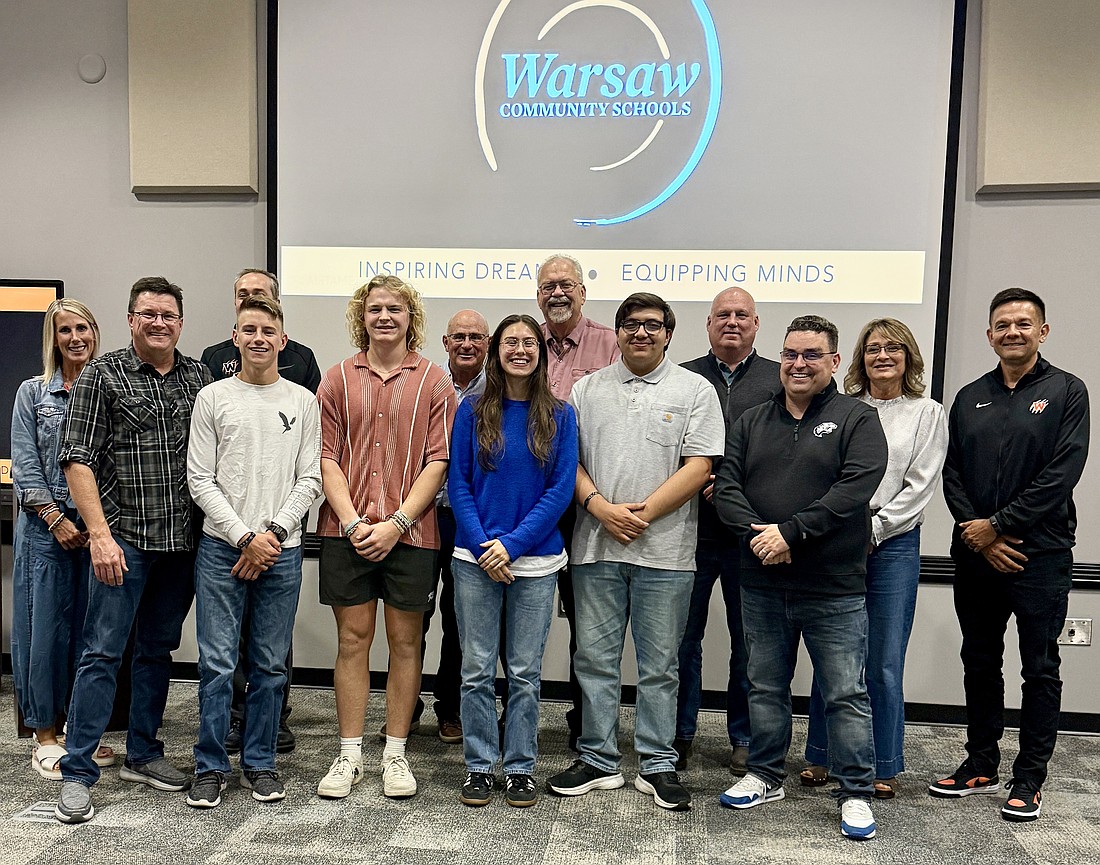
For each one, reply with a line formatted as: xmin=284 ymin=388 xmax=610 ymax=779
xmin=452 ymin=558 xmax=557 ymax=775
xmin=805 ymin=527 xmax=920 ymax=777
xmin=741 ymin=585 xmax=874 ymax=800
xmin=572 ymin=561 xmax=693 ymax=774
xmin=11 ymin=509 xmax=90 ymax=729
xmin=675 ymin=538 xmax=750 ymax=746
xmin=60 ymin=534 xmax=195 ymax=786
xmin=194 ymin=536 xmax=303 ymax=774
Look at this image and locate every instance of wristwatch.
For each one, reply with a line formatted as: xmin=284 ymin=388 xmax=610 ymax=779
xmin=268 ymin=522 xmax=289 ymax=543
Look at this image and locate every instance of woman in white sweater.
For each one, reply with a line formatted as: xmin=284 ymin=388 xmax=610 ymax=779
xmin=801 ymin=318 xmax=948 ymax=799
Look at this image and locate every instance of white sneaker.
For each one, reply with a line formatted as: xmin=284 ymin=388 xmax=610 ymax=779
xmin=718 ymin=772 xmax=785 ymax=809
xmin=382 ymin=753 xmax=417 ymax=798
xmin=840 ymin=797 xmax=877 ymax=840
xmin=317 ymin=754 xmax=363 ymax=799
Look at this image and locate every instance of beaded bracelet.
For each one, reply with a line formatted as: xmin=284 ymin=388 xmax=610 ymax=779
xmin=388 ymin=510 xmax=413 ymax=534
xmin=343 ymin=516 xmax=364 ymax=537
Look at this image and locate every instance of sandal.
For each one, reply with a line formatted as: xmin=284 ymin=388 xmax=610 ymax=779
xmin=94 ymin=743 xmax=116 ymax=768
xmin=799 ymin=765 xmax=830 ymax=787
xmin=873 ymin=777 xmax=899 ymax=800
xmin=32 ymin=742 xmax=67 ymax=781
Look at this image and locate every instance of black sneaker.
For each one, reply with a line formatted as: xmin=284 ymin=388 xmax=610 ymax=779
xmin=186 ymin=771 xmax=227 ymax=808
xmin=928 ymin=759 xmax=1000 ymax=798
xmin=673 ymin=738 xmax=692 ymax=771
xmin=546 ymin=760 xmax=625 ymax=796
xmin=505 ymin=773 xmax=538 ymax=807
xmin=276 ymin=721 xmax=296 ymax=754
xmin=460 ymin=771 xmax=494 ymax=807
xmin=1001 ymin=780 xmax=1042 ymax=822
xmin=241 ymin=769 xmax=286 ymax=802
xmin=635 ymin=771 xmax=692 ymax=811
xmin=225 ymin=719 xmax=243 ymax=755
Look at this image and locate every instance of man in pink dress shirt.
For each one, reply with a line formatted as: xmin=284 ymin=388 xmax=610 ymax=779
xmin=536 ymin=253 xmax=619 ymax=749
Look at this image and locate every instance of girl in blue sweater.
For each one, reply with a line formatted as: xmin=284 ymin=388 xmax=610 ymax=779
xmin=448 ymin=314 xmax=578 ymax=808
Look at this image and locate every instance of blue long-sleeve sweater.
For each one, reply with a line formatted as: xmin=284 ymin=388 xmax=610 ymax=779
xmin=448 ymin=397 xmax=578 ymax=561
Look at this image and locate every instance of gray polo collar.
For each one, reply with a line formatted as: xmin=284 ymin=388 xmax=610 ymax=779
xmin=615 ymin=356 xmax=671 ymax=384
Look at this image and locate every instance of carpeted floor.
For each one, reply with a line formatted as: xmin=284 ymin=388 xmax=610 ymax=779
xmin=1 ymin=678 xmax=1097 ymax=865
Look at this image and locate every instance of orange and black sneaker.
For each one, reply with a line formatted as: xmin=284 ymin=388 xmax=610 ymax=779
xmin=1001 ymin=780 xmax=1042 ymax=822
xmin=928 ymin=760 xmax=1000 ymax=798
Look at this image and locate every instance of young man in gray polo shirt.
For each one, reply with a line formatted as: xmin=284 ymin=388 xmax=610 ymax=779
xmin=546 ymin=292 xmax=724 ymax=811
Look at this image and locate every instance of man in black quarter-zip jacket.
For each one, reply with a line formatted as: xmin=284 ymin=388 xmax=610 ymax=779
xmin=713 ymin=314 xmax=887 ymax=841
xmin=930 ymin=288 xmax=1089 ymax=825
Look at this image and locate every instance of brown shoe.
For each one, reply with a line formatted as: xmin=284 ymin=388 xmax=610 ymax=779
xmin=438 ymin=719 xmax=463 ymax=744
xmin=729 ymin=745 xmax=749 ymax=777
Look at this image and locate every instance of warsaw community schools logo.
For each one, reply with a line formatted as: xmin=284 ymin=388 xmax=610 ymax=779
xmin=475 ymin=1 xmax=722 ymax=227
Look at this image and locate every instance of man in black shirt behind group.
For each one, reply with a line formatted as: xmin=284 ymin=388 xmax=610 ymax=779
xmin=201 ymin=269 xmax=321 ymax=754
xmin=931 ymin=288 xmax=1089 ymax=824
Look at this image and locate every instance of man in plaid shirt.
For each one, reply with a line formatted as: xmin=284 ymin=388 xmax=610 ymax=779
xmin=54 ymin=276 xmax=212 ymax=824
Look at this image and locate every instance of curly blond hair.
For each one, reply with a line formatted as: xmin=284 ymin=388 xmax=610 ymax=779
xmin=345 ymin=275 xmax=426 ymax=352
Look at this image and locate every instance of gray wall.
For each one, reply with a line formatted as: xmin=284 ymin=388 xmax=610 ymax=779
xmin=3 ymin=0 xmax=1098 ymax=715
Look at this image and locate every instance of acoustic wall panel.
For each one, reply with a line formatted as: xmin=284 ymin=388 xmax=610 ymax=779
xmin=978 ymin=0 xmax=1100 ymax=193
xmin=128 ymin=0 xmax=257 ymax=193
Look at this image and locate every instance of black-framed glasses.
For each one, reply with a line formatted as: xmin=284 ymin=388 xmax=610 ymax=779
xmin=779 ymin=349 xmax=835 ymax=363
xmin=447 ymin=332 xmax=487 ymax=344
xmin=538 ymin=279 xmax=580 ymax=295
xmin=131 ymin=310 xmax=182 ymax=324
xmin=620 ymin=319 xmax=665 ymax=335
xmin=863 ymin=342 xmax=906 ymax=357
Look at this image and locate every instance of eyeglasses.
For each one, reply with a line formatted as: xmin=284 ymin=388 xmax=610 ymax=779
xmin=538 ymin=279 xmax=580 ymax=295
xmin=447 ymin=332 xmax=487 ymax=344
xmin=620 ymin=319 xmax=666 ymax=335
xmin=863 ymin=343 xmax=906 ymax=357
xmin=779 ymin=349 xmax=835 ymax=363
xmin=502 ymin=337 xmax=539 ymax=350
xmin=131 ymin=310 xmax=182 ymax=324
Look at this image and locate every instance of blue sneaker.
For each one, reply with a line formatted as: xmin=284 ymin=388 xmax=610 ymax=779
xmin=840 ymin=798 xmax=877 ymax=840
xmin=719 ymin=773 xmax=784 ymax=809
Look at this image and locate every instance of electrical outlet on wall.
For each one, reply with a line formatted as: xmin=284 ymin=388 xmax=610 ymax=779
xmin=1057 ymin=619 xmax=1093 ymax=646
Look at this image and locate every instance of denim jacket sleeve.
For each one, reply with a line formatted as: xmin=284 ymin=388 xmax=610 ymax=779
xmin=10 ymin=377 xmax=61 ymax=511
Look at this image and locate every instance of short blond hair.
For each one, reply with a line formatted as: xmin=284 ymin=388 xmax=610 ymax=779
xmin=346 ymin=275 xmax=426 ymax=352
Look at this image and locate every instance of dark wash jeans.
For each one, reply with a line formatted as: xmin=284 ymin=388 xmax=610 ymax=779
xmin=952 ymin=547 xmax=1072 ymax=788
xmin=60 ymin=535 xmax=195 ymax=786
xmin=741 ymin=585 xmax=875 ymax=801
xmin=675 ymin=538 xmax=750 ymax=746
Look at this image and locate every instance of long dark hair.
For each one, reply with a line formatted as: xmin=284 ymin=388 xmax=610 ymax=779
xmin=473 ymin=314 xmax=562 ymax=471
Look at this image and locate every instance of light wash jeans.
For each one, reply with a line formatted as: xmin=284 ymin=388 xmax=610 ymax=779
xmin=452 ymin=558 xmax=557 ymax=775
xmin=572 ymin=561 xmax=693 ymax=775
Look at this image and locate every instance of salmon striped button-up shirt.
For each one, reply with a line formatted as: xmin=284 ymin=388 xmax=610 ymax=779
xmin=316 ymin=351 xmax=456 ymax=549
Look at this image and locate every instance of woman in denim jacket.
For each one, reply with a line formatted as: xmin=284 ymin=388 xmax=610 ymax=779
xmin=11 ymin=297 xmax=114 ymax=779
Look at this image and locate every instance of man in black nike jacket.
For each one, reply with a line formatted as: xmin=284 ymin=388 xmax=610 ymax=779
xmin=713 ymin=314 xmax=887 ymax=841
xmin=930 ymin=288 xmax=1089 ymax=824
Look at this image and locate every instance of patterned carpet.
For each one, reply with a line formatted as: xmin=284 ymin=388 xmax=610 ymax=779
xmin=1 ymin=678 xmax=1098 ymax=865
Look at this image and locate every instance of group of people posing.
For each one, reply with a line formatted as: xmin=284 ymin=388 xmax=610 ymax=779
xmin=10 ymin=254 xmax=1089 ymax=842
